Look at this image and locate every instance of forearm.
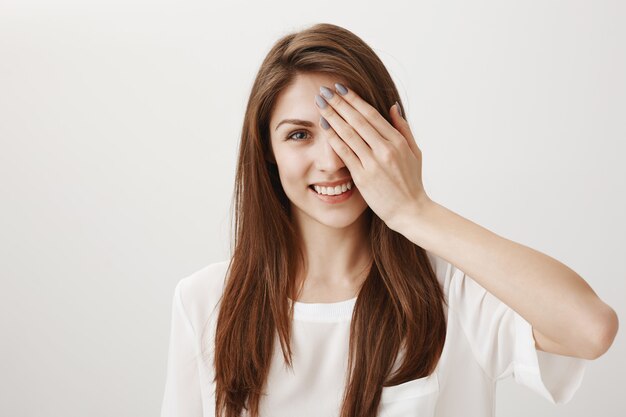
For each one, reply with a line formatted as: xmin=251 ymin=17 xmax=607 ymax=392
xmin=391 ymin=199 xmax=618 ymax=359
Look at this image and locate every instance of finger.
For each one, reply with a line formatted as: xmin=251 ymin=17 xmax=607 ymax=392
xmin=391 ymin=103 xmax=422 ymax=160
xmin=320 ymin=116 xmax=364 ymax=176
xmin=333 ymin=83 xmax=407 ymax=148
xmin=318 ymin=86 xmax=388 ymax=155
xmin=315 ymin=94 xmax=376 ymax=169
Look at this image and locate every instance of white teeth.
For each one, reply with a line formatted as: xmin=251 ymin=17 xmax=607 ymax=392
xmin=313 ymin=180 xmax=353 ymax=195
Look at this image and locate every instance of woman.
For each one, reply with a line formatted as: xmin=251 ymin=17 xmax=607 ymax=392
xmin=161 ymin=23 xmax=618 ymax=417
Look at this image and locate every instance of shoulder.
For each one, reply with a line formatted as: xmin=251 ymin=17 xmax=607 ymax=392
xmin=425 ymin=250 xmax=484 ymax=305
xmin=425 ymin=251 xmax=502 ymax=321
xmin=425 ymin=250 xmax=456 ymax=293
xmin=175 ymin=259 xmax=231 ymax=335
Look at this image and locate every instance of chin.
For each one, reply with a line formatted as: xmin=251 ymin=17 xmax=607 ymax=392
xmin=314 ymin=213 xmax=363 ymax=229
xmin=286 ymin=186 xmax=369 ymax=227
xmin=303 ymin=203 xmax=369 ymax=230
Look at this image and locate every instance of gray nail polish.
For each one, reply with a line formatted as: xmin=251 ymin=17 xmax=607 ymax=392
xmin=315 ymin=94 xmax=328 ymax=109
xmin=320 ymin=86 xmax=334 ymax=99
xmin=335 ymin=83 xmax=348 ymax=95
xmin=320 ymin=116 xmax=330 ymax=130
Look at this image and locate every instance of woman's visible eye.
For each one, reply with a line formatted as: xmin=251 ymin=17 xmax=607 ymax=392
xmin=287 ymin=130 xmax=310 ymax=141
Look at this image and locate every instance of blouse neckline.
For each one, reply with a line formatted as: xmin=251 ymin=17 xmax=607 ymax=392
xmin=288 ymin=296 xmax=357 ymax=322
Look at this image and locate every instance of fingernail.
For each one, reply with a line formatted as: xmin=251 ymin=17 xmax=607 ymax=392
xmin=315 ymin=94 xmax=328 ymax=109
xmin=335 ymin=83 xmax=348 ymax=95
xmin=320 ymin=116 xmax=330 ymax=130
xmin=320 ymin=86 xmax=334 ymax=99
xmin=395 ymin=101 xmax=403 ymax=118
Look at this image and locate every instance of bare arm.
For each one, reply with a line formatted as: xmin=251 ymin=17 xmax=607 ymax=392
xmin=390 ymin=198 xmax=618 ymax=360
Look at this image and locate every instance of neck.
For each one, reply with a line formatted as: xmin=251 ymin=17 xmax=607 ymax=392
xmin=293 ymin=210 xmax=373 ymax=301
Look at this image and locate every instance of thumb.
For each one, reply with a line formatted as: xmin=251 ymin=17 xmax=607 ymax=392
xmin=391 ymin=102 xmax=421 ymax=159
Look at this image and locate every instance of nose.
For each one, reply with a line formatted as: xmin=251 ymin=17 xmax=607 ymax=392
xmin=315 ymin=135 xmax=346 ymax=171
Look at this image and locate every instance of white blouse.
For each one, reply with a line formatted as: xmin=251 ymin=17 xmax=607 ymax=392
xmin=160 ymin=251 xmax=587 ymax=417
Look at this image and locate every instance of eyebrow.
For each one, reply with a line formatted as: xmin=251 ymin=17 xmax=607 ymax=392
xmin=274 ymin=119 xmax=315 ymax=131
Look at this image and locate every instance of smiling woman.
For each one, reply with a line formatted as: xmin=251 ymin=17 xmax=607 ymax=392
xmin=160 ymin=22 xmax=617 ymax=417
xmin=268 ymin=71 xmax=371 ymax=231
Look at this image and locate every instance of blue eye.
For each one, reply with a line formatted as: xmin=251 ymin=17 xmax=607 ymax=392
xmin=287 ymin=130 xmax=310 ymax=141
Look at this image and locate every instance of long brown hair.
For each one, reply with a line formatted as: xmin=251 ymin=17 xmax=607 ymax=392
xmin=210 ymin=23 xmax=447 ymax=417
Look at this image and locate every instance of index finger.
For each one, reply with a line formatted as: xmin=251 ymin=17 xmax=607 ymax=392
xmin=334 ymin=83 xmax=405 ymax=146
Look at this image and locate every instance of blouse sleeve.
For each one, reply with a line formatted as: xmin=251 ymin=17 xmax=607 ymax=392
xmin=447 ymin=262 xmax=587 ymax=404
xmin=161 ymin=279 xmax=204 ymax=417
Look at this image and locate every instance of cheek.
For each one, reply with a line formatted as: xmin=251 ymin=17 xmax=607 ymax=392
xmin=275 ymin=151 xmax=309 ymax=185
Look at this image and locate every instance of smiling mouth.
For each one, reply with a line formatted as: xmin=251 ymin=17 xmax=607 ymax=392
xmin=308 ymin=183 xmax=355 ymax=203
xmin=308 ymin=180 xmax=354 ymax=196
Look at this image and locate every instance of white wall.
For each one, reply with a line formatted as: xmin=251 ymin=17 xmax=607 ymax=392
xmin=0 ymin=1 xmax=624 ymax=416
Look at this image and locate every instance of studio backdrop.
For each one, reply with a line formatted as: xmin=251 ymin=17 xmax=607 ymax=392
xmin=0 ymin=1 xmax=624 ymax=416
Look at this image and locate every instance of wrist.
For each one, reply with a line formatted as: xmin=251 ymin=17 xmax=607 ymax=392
xmin=387 ymin=195 xmax=436 ymax=235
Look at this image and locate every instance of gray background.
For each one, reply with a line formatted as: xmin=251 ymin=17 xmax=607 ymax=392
xmin=0 ymin=0 xmax=624 ymax=416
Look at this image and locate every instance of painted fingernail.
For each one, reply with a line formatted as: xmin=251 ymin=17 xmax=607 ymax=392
xmin=314 ymin=94 xmax=328 ymax=109
xmin=320 ymin=86 xmax=334 ymax=99
xmin=320 ymin=116 xmax=330 ymax=130
xmin=395 ymin=101 xmax=403 ymax=118
xmin=335 ymin=83 xmax=348 ymax=95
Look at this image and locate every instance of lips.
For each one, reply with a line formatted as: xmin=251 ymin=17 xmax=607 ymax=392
xmin=308 ymin=183 xmax=355 ymax=204
xmin=309 ymin=178 xmax=353 ymax=187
